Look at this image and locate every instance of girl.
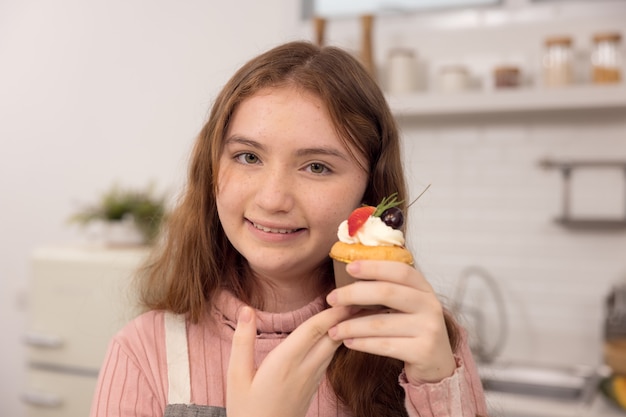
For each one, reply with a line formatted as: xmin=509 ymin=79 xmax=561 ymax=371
xmin=90 ymin=41 xmax=487 ymax=417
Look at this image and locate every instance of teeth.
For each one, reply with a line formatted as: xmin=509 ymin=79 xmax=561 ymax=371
xmin=253 ymin=223 xmax=296 ymax=234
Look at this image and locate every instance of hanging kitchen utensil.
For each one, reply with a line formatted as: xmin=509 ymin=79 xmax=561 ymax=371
xmin=605 ymin=282 xmax=626 ymax=340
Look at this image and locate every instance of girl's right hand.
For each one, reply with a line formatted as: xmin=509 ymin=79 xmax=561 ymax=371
xmin=226 ymin=305 xmax=353 ymax=417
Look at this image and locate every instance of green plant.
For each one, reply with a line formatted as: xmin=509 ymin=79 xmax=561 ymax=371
xmin=70 ymin=184 xmax=167 ymax=243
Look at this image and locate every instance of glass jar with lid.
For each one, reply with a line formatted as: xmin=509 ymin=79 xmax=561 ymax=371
xmin=543 ymin=36 xmax=574 ymax=87
xmin=386 ymin=48 xmax=418 ymax=94
xmin=494 ymin=66 xmax=521 ymax=89
xmin=591 ymin=32 xmax=622 ymax=84
xmin=438 ymin=65 xmax=470 ymax=93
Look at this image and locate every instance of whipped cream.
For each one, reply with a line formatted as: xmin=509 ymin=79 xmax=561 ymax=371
xmin=337 ymin=216 xmax=405 ymax=247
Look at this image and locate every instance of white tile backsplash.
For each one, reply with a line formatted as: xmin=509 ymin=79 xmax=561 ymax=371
xmin=569 ymin=169 xmax=625 ymax=218
xmin=403 ymin=110 xmax=626 ymax=367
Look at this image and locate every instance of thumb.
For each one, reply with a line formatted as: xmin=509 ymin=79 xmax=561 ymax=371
xmin=227 ymin=306 xmax=257 ymax=393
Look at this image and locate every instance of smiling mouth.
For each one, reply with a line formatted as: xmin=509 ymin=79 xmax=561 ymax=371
xmin=251 ymin=222 xmax=302 ymax=234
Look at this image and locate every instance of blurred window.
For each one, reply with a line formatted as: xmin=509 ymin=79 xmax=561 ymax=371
xmin=304 ymin=0 xmax=501 ymax=18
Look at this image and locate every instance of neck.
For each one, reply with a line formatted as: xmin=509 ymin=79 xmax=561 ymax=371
xmin=259 ymin=277 xmax=320 ymax=313
xmin=249 ymin=266 xmax=329 ymax=313
xmin=231 ymin=260 xmax=332 ymax=313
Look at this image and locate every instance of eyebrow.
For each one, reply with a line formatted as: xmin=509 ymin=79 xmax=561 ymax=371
xmin=224 ymin=136 xmax=265 ymax=151
xmin=224 ymin=135 xmax=349 ymax=161
xmin=295 ymin=147 xmax=348 ymax=161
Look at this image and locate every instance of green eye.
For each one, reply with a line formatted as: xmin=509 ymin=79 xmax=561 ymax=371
xmin=236 ymin=153 xmax=259 ymax=164
xmin=309 ymin=163 xmax=328 ymax=174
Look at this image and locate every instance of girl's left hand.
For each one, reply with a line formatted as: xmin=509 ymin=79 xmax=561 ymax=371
xmin=326 ymin=260 xmax=457 ymax=385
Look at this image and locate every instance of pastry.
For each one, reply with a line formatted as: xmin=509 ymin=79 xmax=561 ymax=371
xmin=330 ymin=193 xmax=413 ymax=288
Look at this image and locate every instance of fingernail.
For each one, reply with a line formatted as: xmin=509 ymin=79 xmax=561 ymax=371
xmin=326 ymin=291 xmax=337 ymax=305
xmin=238 ymin=306 xmax=252 ymax=323
xmin=328 ymin=326 xmax=337 ymax=338
xmin=346 ymin=261 xmax=360 ymax=274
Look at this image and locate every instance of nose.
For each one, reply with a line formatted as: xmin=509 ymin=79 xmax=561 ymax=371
xmin=254 ymin=165 xmax=295 ymax=213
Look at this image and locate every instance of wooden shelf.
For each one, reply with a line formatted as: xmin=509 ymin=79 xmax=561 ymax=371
xmin=387 ymin=83 xmax=626 ymax=117
xmin=555 ymin=218 xmax=626 ymax=231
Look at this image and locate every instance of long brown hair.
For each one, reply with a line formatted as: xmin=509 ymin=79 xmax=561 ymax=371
xmin=138 ymin=41 xmax=460 ymax=417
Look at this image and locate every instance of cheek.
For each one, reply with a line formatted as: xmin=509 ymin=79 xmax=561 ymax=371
xmin=215 ymin=167 xmax=239 ymax=218
xmin=216 ymin=161 xmax=244 ymax=196
xmin=314 ymin=182 xmax=367 ymax=232
xmin=215 ymin=162 xmax=230 ymax=194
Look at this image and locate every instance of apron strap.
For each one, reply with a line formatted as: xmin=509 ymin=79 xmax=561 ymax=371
xmin=164 ymin=312 xmax=191 ymax=405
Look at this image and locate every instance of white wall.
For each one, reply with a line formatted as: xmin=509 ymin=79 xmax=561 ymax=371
xmin=0 ymin=1 xmax=299 ymax=415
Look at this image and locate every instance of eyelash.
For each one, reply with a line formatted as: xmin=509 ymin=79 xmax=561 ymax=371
xmin=233 ymin=152 xmax=332 ymax=175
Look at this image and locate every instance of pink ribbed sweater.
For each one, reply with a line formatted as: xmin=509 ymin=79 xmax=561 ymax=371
xmin=90 ymin=291 xmax=487 ymax=417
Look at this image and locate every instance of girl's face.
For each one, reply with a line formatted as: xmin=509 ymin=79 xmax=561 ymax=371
xmin=216 ymin=86 xmax=368 ymax=287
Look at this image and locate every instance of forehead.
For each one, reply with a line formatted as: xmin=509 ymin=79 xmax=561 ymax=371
xmin=236 ymin=86 xmax=327 ymax=120
xmin=228 ymin=86 xmax=335 ymax=141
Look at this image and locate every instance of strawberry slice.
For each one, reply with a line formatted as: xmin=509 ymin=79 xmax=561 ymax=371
xmin=347 ymin=206 xmax=375 ymax=236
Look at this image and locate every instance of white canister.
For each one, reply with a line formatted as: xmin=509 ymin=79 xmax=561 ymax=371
xmin=387 ymin=48 xmax=417 ymax=94
xmin=438 ymin=65 xmax=470 ymax=92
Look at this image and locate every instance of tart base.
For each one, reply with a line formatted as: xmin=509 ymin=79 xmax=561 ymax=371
xmin=329 ymin=241 xmax=414 ymax=290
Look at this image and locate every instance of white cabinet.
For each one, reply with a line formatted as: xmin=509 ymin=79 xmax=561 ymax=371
xmin=22 ymin=369 xmax=99 ymax=417
xmin=22 ymin=246 xmax=149 ymax=417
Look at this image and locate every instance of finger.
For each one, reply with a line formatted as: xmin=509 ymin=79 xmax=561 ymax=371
xmin=342 ymin=281 xmax=414 ymax=309
xmin=343 ymin=335 xmax=412 ymax=361
xmin=346 ymin=260 xmax=433 ymax=292
xmin=329 ymin=281 xmax=437 ymax=314
xmin=329 ymin=310 xmax=428 ymax=346
xmin=299 ymin=325 xmax=343 ymax=377
xmin=281 ymin=306 xmax=354 ymax=363
xmin=344 ymin=334 xmax=455 ymax=382
xmin=227 ymin=306 xmax=256 ymax=392
xmin=329 ymin=311 xmax=418 ymax=341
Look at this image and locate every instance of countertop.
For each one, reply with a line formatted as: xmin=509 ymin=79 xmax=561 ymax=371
xmin=485 ymin=390 xmax=625 ymax=417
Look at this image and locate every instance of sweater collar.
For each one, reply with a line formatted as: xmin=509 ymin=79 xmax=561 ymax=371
xmin=215 ymin=290 xmax=327 ymax=337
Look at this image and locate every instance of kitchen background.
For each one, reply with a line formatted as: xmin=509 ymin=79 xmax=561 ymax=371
xmin=1 ymin=0 xmax=626 ymax=416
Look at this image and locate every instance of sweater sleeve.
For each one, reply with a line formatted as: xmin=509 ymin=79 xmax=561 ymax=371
xmin=400 ymin=330 xmax=488 ymax=417
xmin=89 ymin=312 xmax=168 ymax=417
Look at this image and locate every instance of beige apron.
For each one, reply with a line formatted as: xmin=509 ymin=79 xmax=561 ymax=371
xmin=163 ymin=312 xmax=227 ymax=417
